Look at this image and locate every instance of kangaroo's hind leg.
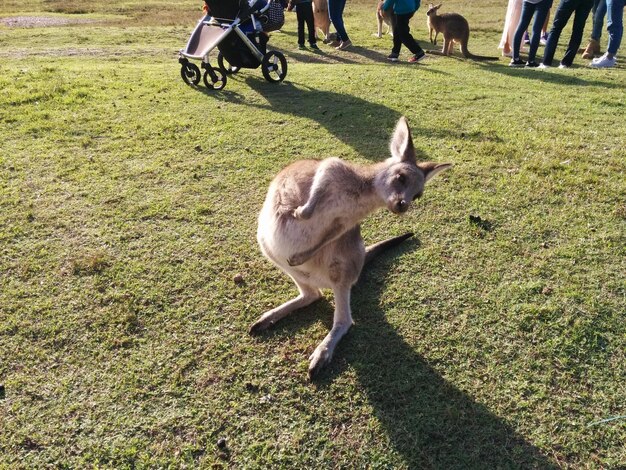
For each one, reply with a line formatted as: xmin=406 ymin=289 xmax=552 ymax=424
xmin=308 ymin=285 xmax=353 ymax=379
xmin=249 ymin=280 xmax=322 ymax=334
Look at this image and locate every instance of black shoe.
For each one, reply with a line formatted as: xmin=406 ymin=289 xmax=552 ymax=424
xmin=387 ymin=52 xmax=399 ymax=62
xmin=526 ymin=60 xmax=539 ymax=68
xmin=309 ymin=42 xmax=319 ymax=50
xmin=509 ymin=58 xmax=526 ymax=67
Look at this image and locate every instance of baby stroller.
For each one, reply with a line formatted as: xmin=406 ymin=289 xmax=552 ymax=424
xmin=179 ymin=0 xmax=287 ymax=90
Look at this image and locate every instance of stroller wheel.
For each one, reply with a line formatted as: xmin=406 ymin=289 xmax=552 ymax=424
xmin=217 ymin=52 xmax=240 ymax=75
xmin=180 ymin=61 xmax=201 ymax=86
xmin=203 ymin=68 xmax=227 ymax=91
xmin=261 ymin=51 xmax=287 ymax=83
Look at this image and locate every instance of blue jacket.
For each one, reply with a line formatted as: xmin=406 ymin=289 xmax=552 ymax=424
xmin=382 ymin=0 xmax=419 ymax=15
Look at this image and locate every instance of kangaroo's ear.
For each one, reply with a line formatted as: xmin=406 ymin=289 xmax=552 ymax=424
xmin=436 ymin=3 xmax=442 ymax=8
xmin=390 ymin=116 xmax=416 ymax=163
xmin=418 ymin=162 xmax=452 ymax=182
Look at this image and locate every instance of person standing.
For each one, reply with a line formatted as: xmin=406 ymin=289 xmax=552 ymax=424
xmin=287 ymin=0 xmax=319 ymax=50
xmin=379 ymin=0 xmax=426 ymax=62
xmin=328 ymin=0 xmax=352 ymax=50
xmin=509 ymin=0 xmax=554 ymax=66
xmin=590 ymin=0 xmax=623 ymax=66
xmin=539 ymin=0 xmax=594 ymax=68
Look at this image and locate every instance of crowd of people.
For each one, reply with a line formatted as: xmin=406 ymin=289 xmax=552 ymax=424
xmin=283 ymin=0 xmax=622 ymax=68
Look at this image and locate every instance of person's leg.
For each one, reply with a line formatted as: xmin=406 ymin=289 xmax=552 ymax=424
xmin=303 ymin=3 xmax=317 ymax=44
xmin=392 ymin=13 xmax=408 ymax=54
xmin=513 ymin=2 xmax=536 ymax=59
xmin=591 ymin=0 xmax=607 ymax=39
xmin=529 ymin=0 xmax=552 ymax=61
xmin=561 ymin=0 xmax=593 ymax=65
xmin=397 ymin=12 xmax=424 ymax=55
xmin=606 ymin=0 xmax=624 ymax=55
xmin=328 ymin=0 xmax=349 ymax=42
xmin=542 ymin=0 xmax=575 ymax=65
xmin=296 ymin=7 xmax=306 ymax=46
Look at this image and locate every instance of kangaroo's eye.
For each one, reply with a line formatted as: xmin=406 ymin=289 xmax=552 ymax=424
xmin=396 ymin=174 xmax=406 ymax=185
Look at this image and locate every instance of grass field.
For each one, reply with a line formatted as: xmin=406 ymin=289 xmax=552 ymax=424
xmin=1 ymin=0 xmax=625 ymax=468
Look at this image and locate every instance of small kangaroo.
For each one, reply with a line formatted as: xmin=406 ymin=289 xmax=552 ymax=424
xmin=426 ymin=3 xmax=498 ymax=60
xmin=312 ymin=0 xmax=331 ymax=43
xmin=251 ymin=117 xmax=452 ymax=380
xmin=375 ymin=0 xmax=395 ymax=38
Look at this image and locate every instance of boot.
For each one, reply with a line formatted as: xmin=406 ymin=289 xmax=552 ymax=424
xmin=582 ymin=39 xmax=600 ymax=59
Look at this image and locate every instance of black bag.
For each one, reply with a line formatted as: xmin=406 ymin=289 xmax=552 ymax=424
xmin=260 ymin=1 xmax=285 ymax=32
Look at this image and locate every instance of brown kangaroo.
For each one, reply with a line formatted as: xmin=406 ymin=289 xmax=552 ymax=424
xmin=426 ymin=3 xmax=498 ymax=61
xmin=251 ymin=117 xmax=452 ymax=380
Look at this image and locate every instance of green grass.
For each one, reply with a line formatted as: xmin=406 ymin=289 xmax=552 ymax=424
xmin=1 ymin=0 xmax=625 ymax=468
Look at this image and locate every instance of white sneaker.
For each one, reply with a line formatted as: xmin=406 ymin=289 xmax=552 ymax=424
xmin=537 ymin=63 xmax=550 ymax=69
xmin=558 ymin=63 xmax=570 ymax=69
xmin=590 ymin=53 xmax=617 ymax=67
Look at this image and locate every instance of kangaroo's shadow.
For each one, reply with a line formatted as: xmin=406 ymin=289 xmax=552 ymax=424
xmin=309 ymin=245 xmax=557 ymax=469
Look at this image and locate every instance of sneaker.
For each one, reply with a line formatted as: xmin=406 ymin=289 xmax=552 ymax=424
xmin=509 ymin=58 xmax=526 ymax=67
xmin=327 ymin=40 xmax=340 ymax=47
xmin=309 ymin=42 xmax=319 ymax=50
xmin=537 ymin=63 xmax=551 ymax=69
xmin=540 ymin=32 xmax=548 ymax=46
xmin=387 ymin=52 xmax=399 ymax=62
xmin=336 ymin=39 xmax=352 ymax=50
xmin=526 ymin=60 xmax=539 ymax=67
xmin=501 ymin=50 xmax=513 ymax=57
xmin=298 ymin=44 xmax=306 ymax=50
xmin=558 ymin=63 xmax=570 ymax=69
xmin=408 ymin=51 xmax=426 ymax=63
xmin=523 ymin=31 xmax=530 ymax=44
xmin=590 ymin=53 xmax=617 ymax=67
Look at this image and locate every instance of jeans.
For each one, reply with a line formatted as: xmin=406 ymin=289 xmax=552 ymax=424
xmin=328 ymin=0 xmax=349 ymax=42
xmin=296 ymin=2 xmax=316 ymax=45
xmin=542 ymin=0 xmax=594 ymax=65
xmin=392 ymin=12 xmax=424 ymax=55
xmin=606 ymin=0 xmax=625 ymax=53
xmin=513 ymin=0 xmax=554 ymax=61
xmin=591 ymin=0 xmax=607 ymax=40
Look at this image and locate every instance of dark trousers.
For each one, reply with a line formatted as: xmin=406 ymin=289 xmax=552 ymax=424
xmin=296 ymin=2 xmax=316 ymax=45
xmin=513 ymin=0 xmax=553 ymax=62
xmin=328 ymin=0 xmax=349 ymax=41
xmin=392 ymin=12 xmax=424 ymax=55
xmin=542 ymin=0 xmax=594 ymax=65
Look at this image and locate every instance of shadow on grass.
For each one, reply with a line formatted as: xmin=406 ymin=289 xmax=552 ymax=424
xmin=260 ymin=238 xmax=557 ymax=468
xmin=234 ymin=78 xmax=453 ymax=159
xmin=477 ymin=61 xmax=624 ymax=88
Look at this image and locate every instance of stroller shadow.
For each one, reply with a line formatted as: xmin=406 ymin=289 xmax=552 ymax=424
xmin=319 ymin=245 xmax=557 ymax=469
xmin=241 ymin=78 xmax=453 ymax=160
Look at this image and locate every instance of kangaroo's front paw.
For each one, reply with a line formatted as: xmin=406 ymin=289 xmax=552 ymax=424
xmin=308 ymin=345 xmax=333 ymax=381
xmin=293 ymin=205 xmax=313 ymax=220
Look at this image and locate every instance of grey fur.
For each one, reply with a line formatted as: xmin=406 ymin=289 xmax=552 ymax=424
xmin=251 ymin=116 xmax=452 ymax=380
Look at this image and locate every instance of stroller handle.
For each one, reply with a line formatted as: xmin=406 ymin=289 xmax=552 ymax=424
xmin=249 ymin=0 xmax=272 ymax=14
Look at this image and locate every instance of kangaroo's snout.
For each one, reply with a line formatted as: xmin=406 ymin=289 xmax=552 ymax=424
xmin=393 ymin=199 xmax=409 ymax=214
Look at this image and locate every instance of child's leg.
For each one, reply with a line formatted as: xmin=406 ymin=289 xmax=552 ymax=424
xmin=561 ymin=0 xmax=593 ymax=64
xmin=303 ymin=3 xmax=316 ymax=44
xmin=529 ymin=0 xmax=552 ymax=61
xmin=391 ymin=13 xmax=407 ymax=54
xmin=513 ymin=2 xmax=537 ymax=59
xmin=296 ymin=7 xmax=306 ymax=45
xmin=398 ymin=12 xmax=425 ymax=55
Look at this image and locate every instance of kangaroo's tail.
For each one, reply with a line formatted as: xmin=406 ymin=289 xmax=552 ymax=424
xmin=364 ymin=232 xmax=414 ymax=266
xmin=460 ymin=43 xmax=498 ymax=61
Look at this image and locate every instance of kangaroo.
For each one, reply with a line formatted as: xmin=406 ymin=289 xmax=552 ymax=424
xmin=426 ymin=3 xmax=498 ymax=60
xmin=375 ymin=0 xmax=396 ymax=38
xmin=251 ymin=117 xmax=452 ymax=380
xmin=312 ymin=0 xmax=331 ymax=43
